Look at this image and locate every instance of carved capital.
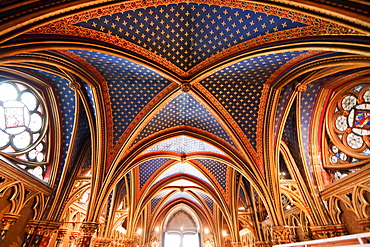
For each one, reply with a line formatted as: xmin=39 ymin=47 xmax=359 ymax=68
xmin=38 ymin=221 xmax=62 ymax=237
xmin=24 ymin=220 xmax=40 ymax=235
xmin=1 ymin=213 xmax=20 ymax=231
xmin=69 ymin=231 xmax=80 ymax=242
xmin=81 ymin=222 xmax=99 ymax=237
xmin=272 ymin=226 xmax=290 ymax=244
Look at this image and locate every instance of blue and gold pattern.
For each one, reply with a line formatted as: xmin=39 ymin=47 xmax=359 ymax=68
xmin=164 ymin=192 xmax=202 ymax=207
xmin=75 ymin=3 xmax=307 ymax=71
xmin=72 ymin=50 xmax=172 ymax=144
xmin=195 ymin=159 xmax=227 ymax=192
xmin=195 ymin=191 xmax=214 ymax=213
xmin=153 ymin=162 xmax=214 ymax=190
xmin=139 ymin=158 xmax=171 ymax=189
xmin=300 ymin=81 xmax=322 ymax=170
xmin=83 ymin=82 xmax=96 ymax=118
xmin=68 ymin=105 xmax=91 ymax=174
xmin=282 ymin=100 xmax=305 ymax=175
xmin=144 ymin=136 xmax=226 ymax=154
xmin=30 ymin=70 xmax=75 ymax=182
xmin=275 ymin=83 xmax=294 ymax=139
xmin=151 ymin=191 xmax=168 ymax=212
xmin=135 ymin=93 xmax=236 ymax=147
xmin=201 ymin=51 xmax=306 ymax=148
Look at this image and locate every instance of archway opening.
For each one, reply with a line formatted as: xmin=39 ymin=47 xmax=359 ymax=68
xmin=163 ymin=206 xmax=200 ymax=247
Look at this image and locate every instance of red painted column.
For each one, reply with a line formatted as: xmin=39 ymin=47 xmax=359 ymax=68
xmin=38 ymin=222 xmax=62 ymax=247
xmin=79 ymin=222 xmax=99 ymax=247
xmin=0 ymin=213 xmax=20 ymax=243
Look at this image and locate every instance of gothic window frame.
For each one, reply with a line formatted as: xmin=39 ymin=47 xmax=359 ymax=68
xmin=325 ymin=80 xmax=370 ymax=170
xmin=0 ymin=79 xmax=49 ymax=179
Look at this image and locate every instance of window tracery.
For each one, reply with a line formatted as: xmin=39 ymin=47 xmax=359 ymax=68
xmin=0 ymin=80 xmax=47 ymax=180
xmin=325 ymin=83 xmax=370 ymax=181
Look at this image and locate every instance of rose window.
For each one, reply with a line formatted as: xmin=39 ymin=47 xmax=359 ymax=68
xmin=0 ymin=80 xmax=47 ymax=179
xmin=326 ymin=84 xmax=370 ymax=167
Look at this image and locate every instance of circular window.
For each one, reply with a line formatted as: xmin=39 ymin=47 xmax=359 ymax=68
xmin=0 ymin=80 xmax=47 ymax=162
xmin=326 ymin=84 xmax=370 ymax=164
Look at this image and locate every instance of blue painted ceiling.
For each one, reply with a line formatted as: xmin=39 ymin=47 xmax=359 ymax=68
xmin=15 ymin=0 xmax=358 ymax=220
xmin=74 ymin=3 xmax=307 ymax=71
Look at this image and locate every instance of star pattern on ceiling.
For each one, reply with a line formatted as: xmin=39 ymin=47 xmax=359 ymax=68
xmin=30 ymin=70 xmax=75 ymax=180
xmin=135 ymin=94 xmax=236 ymax=148
xmin=28 ymin=0 xmax=359 ymax=77
xmin=144 ymin=136 xmax=226 ymax=154
xmin=72 ymin=50 xmax=172 ymax=144
xmin=75 ymin=3 xmax=307 ymax=72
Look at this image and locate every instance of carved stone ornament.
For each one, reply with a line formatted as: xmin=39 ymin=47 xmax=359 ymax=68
xmin=81 ymin=222 xmax=99 ymax=237
xmin=181 ymin=83 xmax=192 ymax=92
xmin=272 ymin=226 xmax=290 ymax=244
xmin=296 ymin=84 xmax=307 ymax=92
xmin=1 ymin=213 xmax=20 ymax=231
xmin=69 ymin=80 xmax=81 ymax=91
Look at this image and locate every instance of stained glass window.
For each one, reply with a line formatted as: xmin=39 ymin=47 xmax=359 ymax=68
xmin=0 ymin=80 xmax=47 ymax=180
xmin=325 ymin=84 xmax=370 ymax=180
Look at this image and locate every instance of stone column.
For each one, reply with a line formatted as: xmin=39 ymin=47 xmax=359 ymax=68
xmin=0 ymin=213 xmax=20 ymax=243
xmin=79 ymin=222 xmax=99 ymax=247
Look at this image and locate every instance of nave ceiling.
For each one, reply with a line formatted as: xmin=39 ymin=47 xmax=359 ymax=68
xmin=0 ymin=0 xmax=370 ymax=245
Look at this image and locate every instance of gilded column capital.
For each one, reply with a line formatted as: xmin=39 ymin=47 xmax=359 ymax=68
xmin=272 ymin=226 xmax=290 ymax=244
xmin=1 ymin=213 xmax=20 ymax=231
xmin=81 ymin=222 xmax=99 ymax=237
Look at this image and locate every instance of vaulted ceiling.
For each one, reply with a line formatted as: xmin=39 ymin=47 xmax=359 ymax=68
xmin=1 ymin=0 xmax=370 ymax=242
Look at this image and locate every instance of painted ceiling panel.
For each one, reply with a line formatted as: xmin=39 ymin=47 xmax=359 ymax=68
xmin=139 ymin=158 xmax=171 ymax=189
xmin=135 ymin=93 xmax=236 ymax=147
xmin=166 ymin=180 xmax=200 ymax=188
xmin=299 ymin=81 xmax=322 ymax=168
xmin=201 ymin=51 xmax=307 ymax=148
xmin=151 ymin=191 xmax=170 ymax=212
xmin=274 ymin=83 xmax=294 ymax=139
xmin=144 ymin=136 xmax=225 ymax=154
xmin=195 ymin=191 xmax=214 ymax=213
xmin=80 ymin=148 xmax=92 ymax=176
xmin=74 ymin=3 xmax=307 ymax=72
xmin=282 ymin=100 xmax=305 ymax=172
xmin=30 ymin=70 xmax=75 ymax=182
xmin=68 ymin=105 xmax=91 ymax=174
xmin=164 ymin=192 xmax=202 ymax=207
xmin=153 ymin=162 xmax=214 ymax=189
xmin=195 ymin=159 xmax=227 ymax=192
xmin=83 ymin=82 xmax=96 ymax=118
xmin=71 ymin=50 xmax=172 ymax=144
